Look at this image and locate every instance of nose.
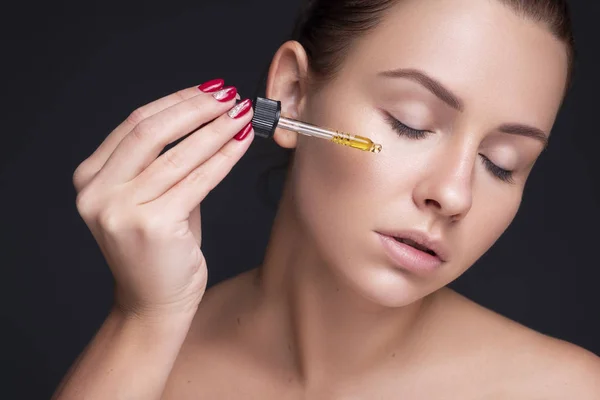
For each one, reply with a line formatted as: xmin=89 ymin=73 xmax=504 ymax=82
xmin=412 ymin=146 xmax=474 ymax=222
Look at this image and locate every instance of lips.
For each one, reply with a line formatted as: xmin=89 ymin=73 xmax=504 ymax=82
xmin=393 ymin=237 xmax=437 ymax=256
xmin=375 ymin=230 xmax=450 ymax=274
xmin=380 ymin=230 xmax=450 ymax=262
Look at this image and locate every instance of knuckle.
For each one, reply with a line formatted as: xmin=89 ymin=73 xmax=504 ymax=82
xmin=208 ymin=121 xmax=226 ymax=137
xmin=186 ymin=167 xmax=208 ymax=184
xmin=126 ymin=107 xmax=147 ymax=127
xmin=219 ymin=144 xmax=239 ymax=161
xmin=97 ymin=206 xmax=124 ymax=233
xmin=75 ymin=187 xmax=97 ymax=218
xmin=131 ymin=119 xmax=158 ymax=143
xmin=188 ymin=95 xmax=208 ymax=113
xmin=138 ymin=213 xmax=168 ymax=235
xmin=162 ymin=148 xmax=186 ymax=170
xmin=175 ymin=89 xmax=188 ymax=103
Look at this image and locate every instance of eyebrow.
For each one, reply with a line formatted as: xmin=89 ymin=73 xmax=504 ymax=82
xmin=378 ymin=68 xmax=464 ymax=111
xmin=378 ymin=67 xmax=549 ymax=148
xmin=498 ymin=123 xmax=549 ymax=149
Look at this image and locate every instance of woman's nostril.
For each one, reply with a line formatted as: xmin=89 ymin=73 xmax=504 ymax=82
xmin=425 ymin=199 xmax=442 ymax=209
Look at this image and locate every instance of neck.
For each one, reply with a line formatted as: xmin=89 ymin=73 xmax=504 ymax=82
xmin=254 ymin=180 xmax=435 ymax=384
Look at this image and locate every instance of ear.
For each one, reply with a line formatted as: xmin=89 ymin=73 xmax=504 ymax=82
xmin=265 ymin=40 xmax=310 ymax=149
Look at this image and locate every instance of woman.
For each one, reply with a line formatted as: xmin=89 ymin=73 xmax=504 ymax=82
xmin=54 ymin=0 xmax=600 ymax=398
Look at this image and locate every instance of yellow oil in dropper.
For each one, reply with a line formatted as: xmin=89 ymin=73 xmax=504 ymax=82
xmin=252 ymin=97 xmax=382 ymax=154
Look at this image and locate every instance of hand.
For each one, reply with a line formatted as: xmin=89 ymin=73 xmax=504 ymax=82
xmin=72 ymin=79 xmax=254 ymax=319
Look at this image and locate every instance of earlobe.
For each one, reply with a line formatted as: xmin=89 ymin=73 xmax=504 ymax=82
xmin=265 ymin=40 xmax=310 ymax=149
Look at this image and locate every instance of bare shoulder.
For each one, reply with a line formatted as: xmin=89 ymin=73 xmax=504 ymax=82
xmin=532 ymin=337 xmax=600 ymax=398
xmin=438 ymin=289 xmax=600 ymax=398
xmin=190 ymin=267 xmax=261 ymax=335
xmin=163 ymin=269 xmax=273 ymax=398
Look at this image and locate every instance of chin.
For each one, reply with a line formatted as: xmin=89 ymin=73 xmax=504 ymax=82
xmin=341 ymin=263 xmax=434 ymax=308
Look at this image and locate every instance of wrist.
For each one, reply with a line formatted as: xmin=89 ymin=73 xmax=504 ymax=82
xmin=113 ymin=288 xmax=201 ymax=326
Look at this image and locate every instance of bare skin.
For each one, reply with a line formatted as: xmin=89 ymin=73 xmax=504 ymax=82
xmin=164 ymin=270 xmax=600 ymax=399
xmin=54 ymin=0 xmax=600 ymax=399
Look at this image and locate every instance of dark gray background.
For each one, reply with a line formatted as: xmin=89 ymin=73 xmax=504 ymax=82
xmin=1 ymin=1 xmax=598 ymax=398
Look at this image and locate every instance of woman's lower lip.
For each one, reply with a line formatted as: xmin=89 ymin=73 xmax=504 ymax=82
xmin=376 ymin=233 xmax=443 ymax=274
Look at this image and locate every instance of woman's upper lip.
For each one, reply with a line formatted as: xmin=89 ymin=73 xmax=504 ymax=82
xmin=376 ymin=229 xmax=450 ymax=262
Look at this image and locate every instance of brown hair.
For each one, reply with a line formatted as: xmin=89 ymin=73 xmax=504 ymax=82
xmin=291 ymin=0 xmax=575 ymax=88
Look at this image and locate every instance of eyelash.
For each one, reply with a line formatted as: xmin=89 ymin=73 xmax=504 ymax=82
xmin=384 ymin=113 xmax=515 ymax=184
xmin=480 ymin=155 xmax=514 ymax=184
xmin=385 ymin=114 xmax=431 ymax=140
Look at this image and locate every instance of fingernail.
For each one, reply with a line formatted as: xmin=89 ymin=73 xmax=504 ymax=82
xmin=234 ymin=122 xmax=253 ymax=141
xmin=227 ymin=99 xmax=252 ymax=119
xmin=198 ymin=78 xmax=224 ymax=93
xmin=212 ymin=86 xmax=237 ymax=102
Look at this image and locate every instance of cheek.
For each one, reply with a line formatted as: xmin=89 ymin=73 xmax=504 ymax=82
xmin=290 ymin=93 xmax=385 ymax=235
xmin=288 ymin=109 xmax=438 ymax=246
xmin=290 ymin=137 xmax=380 ymax=239
xmin=453 ymin=189 xmax=522 ymax=275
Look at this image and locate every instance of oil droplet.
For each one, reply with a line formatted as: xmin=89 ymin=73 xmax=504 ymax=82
xmin=371 ymin=144 xmax=382 ymax=153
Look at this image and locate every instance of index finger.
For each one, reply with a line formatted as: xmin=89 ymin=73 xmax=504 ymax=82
xmin=74 ymin=79 xmax=225 ymax=190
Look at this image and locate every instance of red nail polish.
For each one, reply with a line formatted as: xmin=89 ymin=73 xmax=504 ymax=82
xmin=198 ymin=78 xmax=224 ymax=93
xmin=227 ymin=99 xmax=252 ymax=119
xmin=212 ymin=86 xmax=237 ymax=102
xmin=234 ymin=122 xmax=253 ymax=141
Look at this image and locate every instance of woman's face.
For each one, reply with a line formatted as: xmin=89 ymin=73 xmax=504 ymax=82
xmin=287 ymin=0 xmax=568 ymax=306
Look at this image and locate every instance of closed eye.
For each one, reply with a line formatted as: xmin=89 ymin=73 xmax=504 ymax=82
xmin=383 ymin=112 xmax=431 ymax=139
xmin=479 ymin=155 xmax=515 ymax=184
xmin=383 ymin=111 xmax=516 ymax=184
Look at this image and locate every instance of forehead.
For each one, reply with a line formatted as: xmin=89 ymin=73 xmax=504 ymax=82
xmin=344 ymin=0 xmax=569 ymax=130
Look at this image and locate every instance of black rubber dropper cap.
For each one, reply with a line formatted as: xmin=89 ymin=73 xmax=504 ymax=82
xmin=251 ymin=97 xmax=281 ymax=139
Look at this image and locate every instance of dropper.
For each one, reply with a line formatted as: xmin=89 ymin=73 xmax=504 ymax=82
xmin=251 ymin=97 xmax=382 ymax=154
